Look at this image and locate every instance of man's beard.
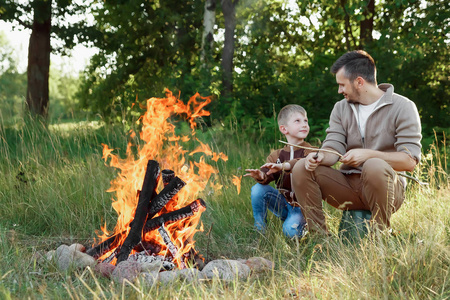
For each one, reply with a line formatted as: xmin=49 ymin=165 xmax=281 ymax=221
xmin=346 ymin=84 xmax=360 ymax=104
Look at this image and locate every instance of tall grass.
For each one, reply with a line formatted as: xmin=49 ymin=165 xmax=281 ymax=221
xmin=0 ymin=117 xmax=448 ymax=299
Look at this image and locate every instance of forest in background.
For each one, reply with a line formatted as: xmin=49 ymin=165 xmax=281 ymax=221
xmin=0 ymin=0 xmax=448 ymax=149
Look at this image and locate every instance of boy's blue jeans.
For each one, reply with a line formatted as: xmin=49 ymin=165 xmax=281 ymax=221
xmin=251 ymin=183 xmax=306 ymax=238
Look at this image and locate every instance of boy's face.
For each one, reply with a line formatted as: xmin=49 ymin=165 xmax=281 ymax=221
xmin=280 ymin=112 xmax=309 ymax=142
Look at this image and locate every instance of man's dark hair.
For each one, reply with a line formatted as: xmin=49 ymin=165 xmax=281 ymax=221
xmin=331 ymin=50 xmax=377 ymax=84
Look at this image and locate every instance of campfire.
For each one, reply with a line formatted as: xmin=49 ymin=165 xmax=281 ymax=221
xmin=86 ymin=90 xmax=227 ymax=269
xmin=37 ymin=90 xmax=274 ymax=284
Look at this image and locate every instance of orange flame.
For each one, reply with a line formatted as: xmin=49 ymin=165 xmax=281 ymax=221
xmin=232 ymin=175 xmax=242 ymax=195
xmin=96 ymin=89 xmax=227 ymax=267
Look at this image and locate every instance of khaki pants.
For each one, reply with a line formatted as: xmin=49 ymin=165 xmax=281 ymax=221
xmin=291 ymin=158 xmax=405 ymax=233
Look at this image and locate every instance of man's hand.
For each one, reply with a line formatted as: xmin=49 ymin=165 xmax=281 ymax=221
xmin=244 ymin=169 xmax=265 ymax=181
xmin=304 ymin=152 xmax=324 ymax=171
xmin=340 ymin=149 xmax=373 ymax=167
xmin=340 ymin=149 xmax=417 ymax=171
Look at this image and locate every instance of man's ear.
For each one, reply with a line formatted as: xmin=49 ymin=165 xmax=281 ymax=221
xmin=279 ymin=125 xmax=288 ymax=134
xmin=355 ymin=76 xmax=365 ymax=88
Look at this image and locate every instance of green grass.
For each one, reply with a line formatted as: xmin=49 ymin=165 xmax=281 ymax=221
xmin=0 ymin=117 xmax=448 ymax=299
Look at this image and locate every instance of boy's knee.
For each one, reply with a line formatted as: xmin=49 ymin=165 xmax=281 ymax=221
xmin=282 ymin=222 xmax=301 ymax=238
xmin=251 ymin=183 xmax=264 ymax=195
xmin=282 ymin=218 xmax=305 ymax=238
xmin=251 ymin=183 xmax=268 ymax=204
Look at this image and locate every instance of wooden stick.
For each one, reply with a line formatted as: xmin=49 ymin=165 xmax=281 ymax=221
xmin=279 ymin=140 xmax=428 ymax=185
xmin=279 ymin=140 xmax=343 ymax=157
xmin=396 ymin=173 xmax=429 ymax=186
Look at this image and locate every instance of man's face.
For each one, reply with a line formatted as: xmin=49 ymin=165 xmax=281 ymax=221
xmin=281 ymin=112 xmax=310 ymax=141
xmin=336 ymin=68 xmax=360 ymax=103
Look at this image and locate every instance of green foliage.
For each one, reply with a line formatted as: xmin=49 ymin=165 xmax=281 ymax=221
xmin=48 ymin=67 xmax=83 ymax=121
xmin=0 ymin=31 xmax=86 ymax=124
xmin=77 ymin=0 xmax=448 ymax=146
xmin=371 ymin=0 xmax=450 ymax=137
xmin=0 ymin=31 xmax=27 ymax=126
xmin=77 ymin=0 xmax=211 ymax=120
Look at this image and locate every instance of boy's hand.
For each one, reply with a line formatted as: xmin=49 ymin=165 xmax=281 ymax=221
xmin=244 ymin=169 xmax=265 ymax=181
xmin=304 ymin=152 xmax=324 ymax=171
xmin=261 ymin=162 xmax=287 ymax=175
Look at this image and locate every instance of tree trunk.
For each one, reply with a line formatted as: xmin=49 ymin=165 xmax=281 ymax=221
xmin=340 ymin=0 xmax=357 ymax=50
xmin=26 ymin=0 xmax=52 ymax=119
xmin=201 ymin=0 xmax=216 ymax=67
xmin=359 ymin=0 xmax=374 ymax=49
xmin=221 ymin=0 xmax=237 ymax=99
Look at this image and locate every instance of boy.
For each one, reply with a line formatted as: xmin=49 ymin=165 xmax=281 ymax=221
xmin=244 ymin=104 xmax=314 ymax=238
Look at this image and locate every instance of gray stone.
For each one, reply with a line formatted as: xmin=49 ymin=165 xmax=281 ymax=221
xmin=201 ymin=259 xmax=251 ymax=281
xmin=54 ymin=244 xmax=96 ymax=271
xmin=141 ymin=260 xmax=164 ymax=273
xmin=158 ymin=270 xmax=178 ymax=285
xmin=45 ymin=250 xmax=55 ymax=262
xmin=56 ymin=244 xmax=76 ymax=271
xmin=176 ymin=268 xmax=206 ymax=283
xmin=73 ymin=251 xmax=96 ymax=269
xmin=237 ymin=258 xmax=247 ymax=264
xmin=112 ymin=261 xmax=142 ymax=284
xmin=140 ymin=272 xmax=159 ymax=286
xmin=94 ymin=262 xmax=116 ymax=278
xmin=140 ymin=268 xmax=206 ymax=286
xmin=69 ymin=243 xmax=86 ymax=253
xmin=36 ymin=250 xmax=54 ymax=265
xmin=244 ymin=257 xmax=274 ymax=274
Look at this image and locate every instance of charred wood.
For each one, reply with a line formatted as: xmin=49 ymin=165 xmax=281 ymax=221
xmin=103 ymin=247 xmax=120 ymax=264
xmin=161 ymin=169 xmax=175 ymax=186
xmin=184 ymin=248 xmax=206 ymax=270
xmin=143 ymin=199 xmax=206 ymax=233
xmin=158 ymin=224 xmax=186 ymax=269
xmin=147 ymin=176 xmax=186 ymax=219
xmin=133 ymin=240 xmax=162 ymax=254
xmin=86 ymin=234 xmax=120 ymax=258
xmin=116 ymin=160 xmax=160 ymax=263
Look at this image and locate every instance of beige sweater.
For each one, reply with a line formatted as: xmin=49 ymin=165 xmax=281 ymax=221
xmin=322 ymin=83 xmax=422 ymax=181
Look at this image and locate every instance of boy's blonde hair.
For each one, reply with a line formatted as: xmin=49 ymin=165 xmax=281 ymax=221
xmin=277 ymin=104 xmax=307 ymax=126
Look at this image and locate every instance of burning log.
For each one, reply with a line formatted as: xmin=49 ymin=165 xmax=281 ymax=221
xmin=116 ymin=172 xmax=185 ymax=263
xmin=147 ymin=176 xmax=186 ymax=219
xmin=143 ymin=199 xmax=206 ymax=233
xmin=115 ymin=160 xmax=160 ymax=263
xmin=83 ymin=91 xmax=223 ymax=270
xmin=133 ymin=240 xmax=162 ymax=254
xmin=158 ymin=224 xmax=186 ymax=269
xmin=103 ymin=247 xmax=120 ymax=264
xmin=162 ymin=169 xmax=175 ymax=186
xmin=86 ymin=235 xmax=119 ymax=258
xmin=87 ymin=174 xmax=187 ymax=260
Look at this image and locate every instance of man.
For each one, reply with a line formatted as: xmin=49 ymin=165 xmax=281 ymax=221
xmin=291 ymin=50 xmax=422 ymax=233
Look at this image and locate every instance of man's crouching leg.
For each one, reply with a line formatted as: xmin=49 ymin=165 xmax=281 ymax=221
xmin=361 ymin=158 xmax=405 ymax=230
xmin=291 ymin=159 xmax=328 ymax=233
